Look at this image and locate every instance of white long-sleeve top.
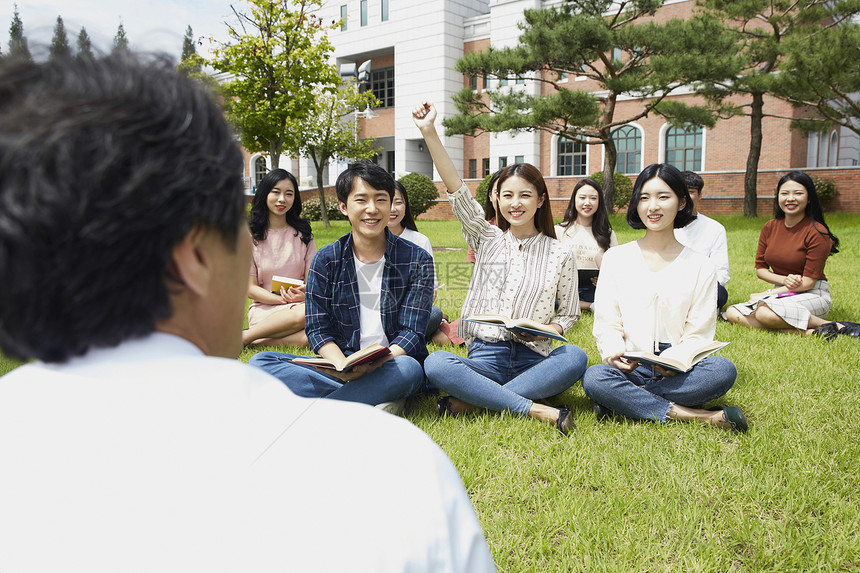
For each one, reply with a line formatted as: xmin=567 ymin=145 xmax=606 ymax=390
xmin=674 ymin=213 xmax=730 ymax=285
xmin=592 ymin=240 xmax=718 ymax=363
xmin=449 ymin=183 xmax=579 ymax=357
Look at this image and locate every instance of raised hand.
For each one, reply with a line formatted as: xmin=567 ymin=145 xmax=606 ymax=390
xmin=412 ymin=101 xmax=437 ymax=131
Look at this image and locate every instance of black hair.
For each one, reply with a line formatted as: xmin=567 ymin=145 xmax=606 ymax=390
xmin=0 ymin=53 xmax=246 ymax=362
xmin=335 ymin=159 xmax=395 ymax=204
xmin=494 ymin=164 xmax=557 ymax=238
xmin=774 ymin=171 xmax=839 ymax=254
xmin=483 ymin=169 xmax=503 ymax=221
xmin=627 ymin=163 xmax=696 ymax=230
xmin=392 ymin=180 xmax=418 ymax=232
xmin=248 ymin=168 xmax=313 ymax=244
xmin=682 ymin=171 xmax=704 ymax=193
xmin=559 ymin=177 xmax=613 ymax=251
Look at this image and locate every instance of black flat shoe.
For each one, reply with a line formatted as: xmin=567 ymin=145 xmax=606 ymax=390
xmin=811 ymin=322 xmax=839 ymax=341
xmin=590 ymin=399 xmax=611 ymax=421
xmin=837 ymin=321 xmax=860 ymax=338
xmin=709 ymin=405 xmax=748 ymax=433
xmin=436 ymin=396 xmax=453 ymax=417
xmin=556 ymin=405 xmax=574 ymax=436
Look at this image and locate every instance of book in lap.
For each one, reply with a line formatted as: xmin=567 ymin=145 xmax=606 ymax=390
xmin=622 ymin=341 xmax=730 ymax=374
xmin=462 ymin=314 xmax=568 ymax=343
xmin=270 ymin=275 xmax=303 ymax=294
xmin=578 ymin=268 xmax=599 ymax=285
xmin=290 ymin=343 xmax=391 ymax=372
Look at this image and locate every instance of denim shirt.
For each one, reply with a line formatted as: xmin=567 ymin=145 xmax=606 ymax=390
xmin=305 ymin=228 xmax=434 ymax=362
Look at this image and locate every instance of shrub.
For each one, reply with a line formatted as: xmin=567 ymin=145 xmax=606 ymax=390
xmin=590 ymin=171 xmax=634 ymax=209
xmin=474 ymin=173 xmax=494 ymax=211
xmin=398 ymin=172 xmax=440 ymax=219
xmin=810 ymin=176 xmax=837 ymax=210
xmin=302 ymin=196 xmax=346 ymax=222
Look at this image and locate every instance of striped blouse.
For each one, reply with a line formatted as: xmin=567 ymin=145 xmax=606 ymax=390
xmin=449 ymin=183 xmax=579 ymax=357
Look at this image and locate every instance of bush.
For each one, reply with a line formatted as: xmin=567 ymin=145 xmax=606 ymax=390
xmin=302 ymin=196 xmax=346 ymax=222
xmin=398 ymin=172 xmax=441 ymax=219
xmin=590 ymin=171 xmax=634 ymax=209
xmin=810 ymin=176 xmax=837 ymax=210
xmin=474 ymin=173 xmax=494 ymax=211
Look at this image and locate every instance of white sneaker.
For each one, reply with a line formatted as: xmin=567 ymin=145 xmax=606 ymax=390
xmin=375 ymin=399 xmax=405 ymax=416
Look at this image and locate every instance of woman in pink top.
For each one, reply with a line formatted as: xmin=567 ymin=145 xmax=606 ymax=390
xmin=244 ymin=169 xmax=317 ymax=347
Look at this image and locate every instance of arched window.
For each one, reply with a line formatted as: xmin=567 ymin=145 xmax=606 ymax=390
xmin=557 ymin=136 xmax=586 ymax=176
xmin=254 ymin=156 xmax=267 ymax=189
xmin=665 ymin=126 xmax=702 ymax=171
xmin=612 ymin=125 xmax=642 ymax=174
xmin=828 ymin=131 xmax=839 ymax=166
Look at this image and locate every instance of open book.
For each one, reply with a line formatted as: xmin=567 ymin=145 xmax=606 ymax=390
xmin=462 ymin=314 xmax=567 ymax=342
xmin=290 ymin=343 xmax=391 ymax=372
xmin=622 ymin=341 xmax=730 ymax=374
xmin=578 ymin=269 xmax=599 ymax=286
xmin=270 ymin=275 xmax=304 ymax=294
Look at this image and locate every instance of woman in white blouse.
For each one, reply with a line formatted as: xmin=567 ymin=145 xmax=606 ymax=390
xmin=413 ymin=101 xmax=587 ymax=435
xmin=583 ymin=163 xmax=746 ymax=432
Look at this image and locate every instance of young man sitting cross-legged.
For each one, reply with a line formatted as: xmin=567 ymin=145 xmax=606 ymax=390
xmin=250 ymin=161 xmax=434 ymax=409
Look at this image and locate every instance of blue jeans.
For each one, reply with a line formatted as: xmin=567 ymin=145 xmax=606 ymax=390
xmin=426 ymin=305 xmax=444 ymax=338
xmin=249 ymin=352 xmax=424 ymax=406
xmin=424 ymin=340 xmax=588 ymax=416
xmin=582 ymin=355 xmax=737 ymax=423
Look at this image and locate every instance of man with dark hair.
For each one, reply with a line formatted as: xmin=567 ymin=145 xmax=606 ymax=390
xmin=0 ymin=54 xmax=493 ymax=572
xmin=250 ymin=160 xmax=434 ymax=411
xmin=675 ymin=171 xmax=731 ymax=309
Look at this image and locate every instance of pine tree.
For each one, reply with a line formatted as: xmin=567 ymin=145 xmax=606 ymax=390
xmin=181 ymin=26 xmax=196 ymax=62
xmin=8 ymin=4 xmax=31 ymax=61
xmin=49 ymin=15 xmax=71 ymax=59
xmin=113 ymin=23 xmax=129 ymax=53
xmin=77 ymin=27 xmax=94 ymax=60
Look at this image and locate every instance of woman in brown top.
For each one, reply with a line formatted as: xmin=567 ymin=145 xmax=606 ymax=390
xmin=726 ymin=171 xmax=856 ymax=338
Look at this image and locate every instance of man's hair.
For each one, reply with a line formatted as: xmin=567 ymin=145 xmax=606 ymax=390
xmin=0 ymin=53 xmax=246 ymax=363
xmin=682 ymin=171 xmax=704 ymax=193
xmin=335 ymin=160 xmax=395 ymax=204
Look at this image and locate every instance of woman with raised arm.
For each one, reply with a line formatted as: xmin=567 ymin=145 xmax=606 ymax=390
xmin=244 ymin=168 xmax=316 ymax=347
xmin=555 ymin=178 xmax=618 ymax=309
xmin=582 ymin=163 xmax=746 ymax=432
xmin=725 ymin=171 xmax=857 ymax=338
xmin=413 ymin=101 xmax=587 ymax=435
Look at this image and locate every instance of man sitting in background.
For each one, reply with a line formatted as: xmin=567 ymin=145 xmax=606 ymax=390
xmin=0 ymin=52 xmax=494 ymax=572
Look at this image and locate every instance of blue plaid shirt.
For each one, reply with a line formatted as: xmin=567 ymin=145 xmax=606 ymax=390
xmin=305 ymin=228 xmax=434 ymax=362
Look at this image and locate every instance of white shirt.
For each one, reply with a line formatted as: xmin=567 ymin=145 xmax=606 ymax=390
xmin=593 ymin=241 xmax=718 ymax=364
xmin=449 ymin=183 xmax=579 ymax=357
xmin=554 ymin=222 xmax=618 ymax=270
xmin=399 ymin=227 xmax=438 ymax=289
xmin=674 ymin=213 xmax=730 ymax=285
xmin=354 ymin=254 xmax=389 ymax=348
xmin=0 ymin=333 xmax=495 ymax=573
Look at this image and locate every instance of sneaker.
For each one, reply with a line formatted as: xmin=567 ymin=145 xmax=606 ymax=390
xmin=375 ymin=399 xmax=406 ymax=416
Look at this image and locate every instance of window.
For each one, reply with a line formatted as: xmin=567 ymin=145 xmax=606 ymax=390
xmin=665 ymin=126 xmax=703 ymax=172
xmin=557 ymin=137 xmax=586 ymax=176
xmin=254 ymin=156 xmax=267 ymax=188
xmin=612 ymin=47 xmax=622 ymax=62
xmin=482 ymin=157 xmax=490 ymax=177
xmin=468 ymin=159 xmax=477 ymax=179
xmin=470 ymin=75 xmax=478 ymax=91
xmin=514 ymin=155 xmax=524 ymax=164
xmin=516 ymin=75 xmax=525 ymax=84
xmin=499 ymin=156 xmax=508 ymax=169
xmin=360 ymin=0 xmax=368 ymax=26
xmin=387 ymin=151 xmax=395 ymax=175
xmin=498 ymin=76 xmax=508 ymax=87
xmin=558 ymin=71 xmax=568 ymax=82
xmin=340 ymin=5 xmax=347 ymax=30
xmin=828 ymin=131 xmax=838 ymax=166
xmin=370 ymin=67 xmax=394 ymax=108
xmin=612 ymin=125 xmax=642 ymax=175
xmin=381 ymin=0 xmax=389 ymax=21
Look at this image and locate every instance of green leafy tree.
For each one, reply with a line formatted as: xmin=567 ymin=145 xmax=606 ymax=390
xmin=444 ymin=0 xmax=739 ymax=206
xmin=299 ymin=83 xmax=380 ymax=227
xmin=49 ymin=16 xmax=71 ymax=59
xmin=77 ymin=27 xmax=94 ymax=60
xmin=8 ymin=4 xmax=31 ymax=61
xmin=211 ymin=0 xmax=340 ymax=170
xmin=398 ymin=172 xmax=440 ymax=220
xmin=176 ymin=25 xmax=215 ymax=89
xmin=696 ymin=0 xmax=860 ymax=216
xmin=113 ymin=23 xmax=129 ymax=53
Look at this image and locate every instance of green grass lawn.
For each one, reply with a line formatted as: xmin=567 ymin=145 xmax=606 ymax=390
xmin=4 ymin=214 xmax=860 ymax=571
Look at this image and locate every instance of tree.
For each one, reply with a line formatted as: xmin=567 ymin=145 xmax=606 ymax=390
xmin=77 ymin=27 xmax=94 ymax=60
xmin=181 ymin=25 xmax=196 ymax=62
xmin=176 ymin=25 xmax=215 ymax=88
xmin=211 ymin=0 xmax=340 ymax=170
xmin=398 ymin=172 xmax=440 ymax=220
xmin=50 ymin=16 xmax=71 ymax=59
xmin=299 ymin=83 xmax=379 ymax=227
xmin=113 ymin=23 xmax=129 ymax=53
xmin=443 ymin=0 xmax=739 ymax=206
xmin=8 ymin=4 xmax=31 ymax=61
xmin=696 ymin=0 xmax=860 ymax=216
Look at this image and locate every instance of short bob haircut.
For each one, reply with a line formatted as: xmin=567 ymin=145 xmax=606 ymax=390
xmin=248 ymin=168 xmax=313 ymax=245
xmin=0 ymin=53 xmax=246 ymax=363
xmin=494 ymin=163 xmax=556 ymax=238
xmin=335 ymin=159 xmax=395 ymax=205
xmin=392 ymin=180 xmax=418 ymax=232
xmin=774 ymin=170 xmax=839 ymax=254
xmin=626 ymin=163 xmax=696 ymax=230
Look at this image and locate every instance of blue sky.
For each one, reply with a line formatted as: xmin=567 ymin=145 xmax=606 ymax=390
xmin=1 ymin=0 xmax=235 ymax=60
